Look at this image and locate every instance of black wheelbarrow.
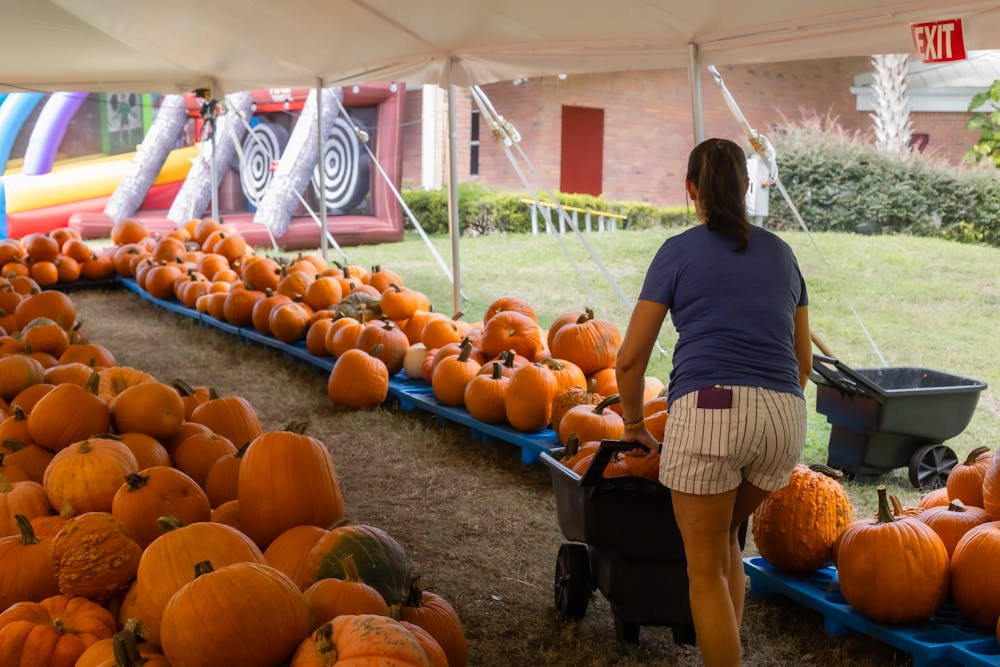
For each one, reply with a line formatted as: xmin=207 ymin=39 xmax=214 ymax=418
xmin=810 ymin=353 xmax=988 ymax=489
xmin=540 ymin=439 xmax=746 ymax=645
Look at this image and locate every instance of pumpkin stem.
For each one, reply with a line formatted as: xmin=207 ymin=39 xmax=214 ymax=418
xmin=563 ymin=433 xmax=581 ymax=459
xmin=874 ymin=485 xmax=895 ymax=524
xmin=193 ymin=560 xmax=214 ymax=578
xmin=155 ymin=515 xmax=185 ymax=533
xmin=2 ymin=438 xmax=23 ymax=453
xmin=14 ymin=514 xmax=39 ymax=545
xmin=593 ymin=394 xmax=622 ymax=415
xmin=501 ymin=350 xmax=516 ymax=368
xmin=452 ymin=311 xmax=465 ymax=322
xmin=807 ymin=463 xmax=845 ymax=480
xmin=314 ymin=622 xmax=335 ymax=654
xmin=171 ymin=378 xmax=196 ymax=396
xmin=11 ymin=406 xmax=26 ymax=421
xmin=947 ymin=498 xmax=967 ymax=512
xmin=78 ymin=440 xmax=92 ymax=454
xmin=457 ymin=339 xmax=474 ymax=362
xmin=52 ymin=619 xmax=68 ymax=635
xmin=340 ymin=554 xmax=363 ymax=583
xmin=889 ymin=494 xmax=904 ymax=517
xmin=208 ymin=387 xmax=220 ymax=400
xmin=404 ymin=576 xmax=424 ymax=607
xmin=489 ymin=361 xmax=504 ymax=380
xmin=964 ymin=446 xmax=991 ymax=465
xmin=575 ymin=308 xmax=595 ymax=324
xmin=84 ymin=372 xmax=101 ymax=394
xmin=112 ymin=626 xmax=146 ymax=667
xmin=284 ymin=421 xmax=309 ymax=435
xmin=125 ymin=473 xmax=150 ymax=491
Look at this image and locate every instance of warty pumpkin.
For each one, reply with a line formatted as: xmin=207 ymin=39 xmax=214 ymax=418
xmin=751 ymin=464 xmax=854 ymax=574
xmin=834 ymin=485 xmax=948 ymax=624
xmin=51 ymin=511 xmax=142 ymax=600
xmin=160 ymin=561 xmax=310 ymax=667
xmin=239 ymin=426 xmax=345 ymax=548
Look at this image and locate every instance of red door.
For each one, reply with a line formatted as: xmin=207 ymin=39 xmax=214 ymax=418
xmin=560 ymin=105 xmax=604 ymax=196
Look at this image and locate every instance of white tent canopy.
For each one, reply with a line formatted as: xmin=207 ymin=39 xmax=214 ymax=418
xmin=3 ymin=0 xmax=1000 ymax=93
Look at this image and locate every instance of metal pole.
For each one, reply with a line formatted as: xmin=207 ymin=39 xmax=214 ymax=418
xmin=316 ymin=78 xmax=329 ymax=261
xmin=688 ymin=43 xmax=704 ymax=144
xmin=209 ymin=110 xmax=219 ymax=221
xmin=446 ymin=61 xmax=461 ymax=313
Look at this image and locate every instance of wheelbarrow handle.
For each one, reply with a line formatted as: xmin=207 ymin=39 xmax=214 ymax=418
xmin=811 ymin=354 xmax=883 ymax=399
xmin=580 ymin=439 xmax=650 ymax=487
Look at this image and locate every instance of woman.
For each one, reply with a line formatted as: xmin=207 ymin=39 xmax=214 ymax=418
xmin=615 ymin=138 xmax=812 ymax=667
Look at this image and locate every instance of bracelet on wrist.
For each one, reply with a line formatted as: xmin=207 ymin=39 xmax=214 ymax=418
xmin=623 ymin=419 xmax=646 ymax=431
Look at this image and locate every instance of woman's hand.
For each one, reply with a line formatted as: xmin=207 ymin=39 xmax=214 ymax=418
xmin=620 ymin=427 xmax=658 ymax=456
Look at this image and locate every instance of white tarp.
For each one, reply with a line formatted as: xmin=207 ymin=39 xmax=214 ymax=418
xmin=2 ymin=0 xmax=999 ymax=93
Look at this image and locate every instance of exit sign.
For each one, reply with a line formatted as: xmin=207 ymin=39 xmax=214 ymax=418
xmin=911 ymin=18 xmax=967 ymax=63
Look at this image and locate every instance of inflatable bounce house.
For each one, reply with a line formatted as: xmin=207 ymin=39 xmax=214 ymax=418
xmin=0 ymin=84 xmax=405 ymax=250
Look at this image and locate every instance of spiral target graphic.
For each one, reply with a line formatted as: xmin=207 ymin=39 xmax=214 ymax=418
xmin=312 ymin=115 xmax=370 ymax=214
xmin=240 ymin=121 xmax=289 ymax=206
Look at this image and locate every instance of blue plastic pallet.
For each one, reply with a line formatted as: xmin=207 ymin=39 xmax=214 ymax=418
xmin=744 ymin=556 xmax=1000 ymax=667
xmin=117 ymin=277 xmax=562 ymax=463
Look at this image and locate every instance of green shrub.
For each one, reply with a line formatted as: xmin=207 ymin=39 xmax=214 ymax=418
xmin=400 ymin=185 xmax=689 ymax=236
xmin=765 ymin=113 xmax=1000 ymax=247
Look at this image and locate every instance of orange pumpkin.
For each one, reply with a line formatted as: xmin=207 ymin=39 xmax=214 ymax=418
xmin=0 ymin=475 xmax=53 ymax=536
xmin=110 ymin=381 xmax=186 ymax=441
xmin=290 ymin=615 xmax=433 ymax=667
xmin=479 ymin=310 xmax=544 ymax=360
xmin=134 ymin=517 xmax=266 ymax=646
xmin=0 ymin=595 xmax=116 ymax=665
xmin=948 ymin=446 xmax=992 ymax=508
xmin=918 ymin=498 xmax=989 ymax=558
xmin=505 ymin=361 xmax=559 ymax=432
xmin=43 ymin=437 xmax=139 ymax=514
xmin=239 ymin=427 xmax=345 ymax=548
xmin=97 ymin=365 xmax=156 ymax=403
xmin=190 ymin=393 xmax=264 ymax=447
xmin=0 ymin=514 xmax=60 ymax=610
xmin=302 ymin=554 xmax=389 ymax=631
xmin=328 ymin=347 xmax=389 ymax=409
xmin=29 ymin=374 xmax=111 ymax=453
xmin=116 ymin=432 xmax=171 ymax=469
xmin=557 ymin=395 xmax=624 ymax=445
xmin=203 ymin=443 xmax=248 ymax=508
xmin=171 ymin=431 xmax=237 ymax=488
xmin=0 ymin=355 xmax=45 ymax=401
xmin=464 ymin=362 xmax=510 ymax=425
xmin=160 ymin=561 xmax=310 ymax=667
xmin=834 ymin=485 xmax=948 ymax=623
xmin=399 ymin=577 xmax=468 ymax=667
xmin=111 ymin=467 xmax=211 ymax=548
xmin=264 ymin=524 xmax=330 ymax=592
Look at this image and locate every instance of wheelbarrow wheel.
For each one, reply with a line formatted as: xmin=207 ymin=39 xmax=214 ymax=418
xmin=908 ymin=444 xmax=958 ymax=490
xmin=554 ymin=543 xmax=591 ymax=621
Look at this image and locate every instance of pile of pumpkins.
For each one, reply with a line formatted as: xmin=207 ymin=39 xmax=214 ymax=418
xmin=751 ymin=449 xmax=1000 ymax=643
xmin=0 ymin=285 xmax=467 ymax=666
xmin=6 ymin=220 xmax=670 ymax=446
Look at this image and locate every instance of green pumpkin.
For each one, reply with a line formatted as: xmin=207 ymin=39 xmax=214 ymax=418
xmin=308 ymin=523 xmax=412 ymax=609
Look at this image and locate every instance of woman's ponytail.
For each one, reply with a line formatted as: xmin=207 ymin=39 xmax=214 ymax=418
xmin=686 ymin=138 xmax=751 ymax=251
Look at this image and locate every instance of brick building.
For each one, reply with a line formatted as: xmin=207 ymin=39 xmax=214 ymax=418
xmin=399 ymin=54 xmax=990 ymax=208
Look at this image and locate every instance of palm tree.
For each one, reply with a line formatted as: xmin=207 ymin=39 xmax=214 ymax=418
xmin=870 ymin=54 xmax=914 ymax=154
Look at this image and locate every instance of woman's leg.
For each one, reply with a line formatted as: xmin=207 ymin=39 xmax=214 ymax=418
xmin=672 ymin=487 xmax=741 ymax=667
xmin=728 ymin=480 xmax=770 ymax=625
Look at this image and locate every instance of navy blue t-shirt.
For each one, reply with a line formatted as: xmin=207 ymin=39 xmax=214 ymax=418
xmin=638 ymin=224 xmax=808 ymax=405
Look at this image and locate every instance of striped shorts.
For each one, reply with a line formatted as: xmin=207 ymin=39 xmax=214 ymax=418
xmin=659 ymin=385 xmax=807 ymax=495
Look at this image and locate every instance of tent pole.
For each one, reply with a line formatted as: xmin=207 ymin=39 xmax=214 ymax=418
xmin=316 ymin=78 xmax=329 ymax=261
xmin=446 ymin=60 xmax=461 ymax=314
xmin=688 ymin=43 xmax=704 ymax=144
